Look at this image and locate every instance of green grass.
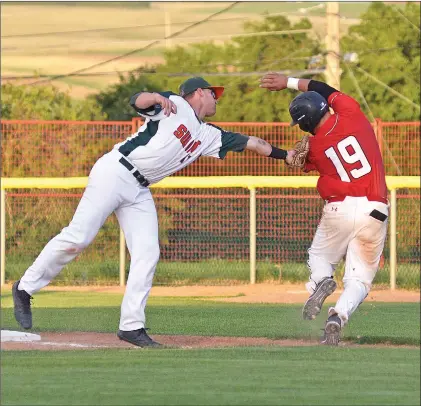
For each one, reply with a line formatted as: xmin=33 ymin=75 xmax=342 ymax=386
xmin=1 ymin=291 xmax=420 ymax=345
xmin=5 ymin=258 xmax=420 ymax=289
xmin=1 ymin=290 xmax=419 ymax=405
xmin=2 ymin=347 xmax=420 ymax=405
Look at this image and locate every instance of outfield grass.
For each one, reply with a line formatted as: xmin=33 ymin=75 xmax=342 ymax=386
xmin=1 ymin=290 xmax=419 ymax=405
xmin=5 ymin=258 xmax=420 ymax=289
xmin=1 ymin=291 xmax=420 ymax=345
xmin=2 ymin=347 xmax=420 ymax=405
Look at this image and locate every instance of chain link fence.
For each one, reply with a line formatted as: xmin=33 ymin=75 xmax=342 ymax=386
xmin=2 ymin=119 xmax=420 ymax=288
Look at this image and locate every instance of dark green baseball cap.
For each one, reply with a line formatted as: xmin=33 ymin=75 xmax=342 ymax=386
xmin=179 ymin=77 xmax=224 ymax=100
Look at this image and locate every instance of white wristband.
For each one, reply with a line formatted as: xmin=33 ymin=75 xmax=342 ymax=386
xmin=287 ymin=77 xmax=300 ymax=91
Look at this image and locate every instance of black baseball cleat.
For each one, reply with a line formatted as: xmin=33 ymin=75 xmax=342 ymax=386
xmin=12 ymin=280 xmax=33 ymax=329
xmin=321 ymin=314 xmax=342 ymax=346
xmin=117 ymin=328 xmax=162 ymax=348
xmin=302 ymin=277 xmax=337 ymax=320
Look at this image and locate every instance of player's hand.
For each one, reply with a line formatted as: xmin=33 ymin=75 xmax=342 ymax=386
xmin=154 ymin=93 xmax=177 ymax=116
xmin=285 ymin=149 xmax=296 ymax=165
xmin=259 ymin=72 xmax=288 ymax=91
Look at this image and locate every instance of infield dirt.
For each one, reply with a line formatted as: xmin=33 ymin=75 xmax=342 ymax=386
xmin=2 ymin=283 xmax=418 ymax=351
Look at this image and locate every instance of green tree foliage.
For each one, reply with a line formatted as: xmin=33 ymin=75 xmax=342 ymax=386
xmin=340 ymin=2 xmax=420 ymax=121
xmin=94 ymin=72 xmax=168 ymax=121
xmin=1 ymin=83 xmax=106 ymax=120
xmin=96 ymin=15 xmax=322 ymax=122
xmin=96 ymin=4 xmax=420 ymax=123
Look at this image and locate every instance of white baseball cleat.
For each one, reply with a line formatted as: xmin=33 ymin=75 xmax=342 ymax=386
xmin=302 ymin=277 xmax=337 ymax=320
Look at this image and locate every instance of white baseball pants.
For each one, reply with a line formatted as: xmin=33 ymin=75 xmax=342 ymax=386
xmin=18 ymin=149 xmax=160 ymax=331
xmin=306 ymin=196 xmax=388 ymax=325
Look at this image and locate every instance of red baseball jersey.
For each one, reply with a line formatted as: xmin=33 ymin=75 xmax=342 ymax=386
xmin=304 ymin=92 xmax=387 ymax=202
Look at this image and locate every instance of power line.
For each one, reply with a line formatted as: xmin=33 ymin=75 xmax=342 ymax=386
xmin=1 ymin=53 xmax=316 ymax=82
xmin=345 ymin=61 xmax=406 ymax=179
xmin=2 ymin=68 xmax=324 ymax=81
xmin=3 ymin=39 xmax=418 ymax=56
xmin=4 ymin=44 xmax=417 ymax=82
xmin=2 ymin=5 xmax=415 ymax=41
xmin=352 ymin=65 xmax=420 ymax=110
xmin=356 ymin=44 xmax=420 ymax=56
xmin=344 ymin=62 xmax=376 ymax=122
xmin=1 ymin=5 xmax=325 ymax=39
xmin=28 ymin=2 xmax=242 ymax=86
xmin=2 ymin=29 xmax=312 ymax=53
xmin=1 ymin=13 xmax=403 ymax=42
xmin=391 ymin=5 xmax=420 ymax=32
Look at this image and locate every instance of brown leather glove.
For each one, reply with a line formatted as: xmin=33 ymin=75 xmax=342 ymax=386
xmin=285 ymin=135 xmax=310 ymax=169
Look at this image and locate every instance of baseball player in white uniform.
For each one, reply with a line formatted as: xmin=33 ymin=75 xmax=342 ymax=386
xmin=13 ymin=77 xmax=296 ymax=347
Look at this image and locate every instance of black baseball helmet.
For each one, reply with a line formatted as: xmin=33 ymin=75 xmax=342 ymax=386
xmin=289 ymin=91 xmax=329 ymax=134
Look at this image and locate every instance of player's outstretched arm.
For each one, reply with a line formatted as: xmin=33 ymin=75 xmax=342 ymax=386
xmin=259 ymin=72 xmax=311 ymax=92
xmin=259 ymin=72 xmax=338 ymax=100
xmin=246 ymin=136 xmax=295 ymax=165
xmin=132 ymin=92 xmax=177 ymax=116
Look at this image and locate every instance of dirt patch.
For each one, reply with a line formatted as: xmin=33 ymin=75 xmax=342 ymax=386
xmin=2 ymin=332 xmax=417 ymax=352
xmin=2 ymin=284 xmax=418 ymax=352
xmin=1 ymin=332 xmax=312 ymax=351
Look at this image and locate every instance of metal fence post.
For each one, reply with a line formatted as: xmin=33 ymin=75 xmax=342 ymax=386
xmin=119 ymin=228 xmax=126 ymax=287
xmin=1 ymin=189 xmax=5 ymax=287
xmin=389 ymin=188 xmax=397 ymax=290
xmin=250 ymin=187 xmax=256 ymax=284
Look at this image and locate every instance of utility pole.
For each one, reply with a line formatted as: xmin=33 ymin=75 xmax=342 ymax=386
xmin=325 ymin=2 xmax=341 ymax=89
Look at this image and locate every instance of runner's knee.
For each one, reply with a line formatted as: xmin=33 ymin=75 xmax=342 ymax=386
xmin=307 ymin=252 xmax=335 ymax=283
xmin=343 ymin=278 xmax=370 ymax=297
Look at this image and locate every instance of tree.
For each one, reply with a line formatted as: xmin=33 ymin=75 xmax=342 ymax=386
xmin=1 ymin=83 xmax=106 ymax=120
xmin=95 ymin=15 xmax=323 ymax=122
xmin=94 ymin=72 xmax=169 ymax=121
xmin=340 ymin=2 xmax=420 ymax=121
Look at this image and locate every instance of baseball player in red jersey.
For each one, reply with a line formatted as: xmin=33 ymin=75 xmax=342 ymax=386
xmin=260 ymin=72 xmax=389 ymax=345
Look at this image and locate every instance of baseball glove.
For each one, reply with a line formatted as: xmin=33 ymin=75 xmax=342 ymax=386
xmin=286 ymin=135 xmax=310 ymax=169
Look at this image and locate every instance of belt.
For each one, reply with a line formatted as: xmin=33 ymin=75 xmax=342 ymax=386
xmin=119 ymin=157 xmax=150 ymax=187
xmin=327 ymin=196 xmax=388 ymax=205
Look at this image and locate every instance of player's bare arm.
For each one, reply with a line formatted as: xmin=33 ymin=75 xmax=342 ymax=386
xmin=259 ymin=72 xmax=310 ymax=92
xmin=133 ymin=92 xmax=177 ymax=116
xmin=246 ymin=136 xmax=296 ymax=164
xmin=260 ymin=72 xmax=340 ymax=104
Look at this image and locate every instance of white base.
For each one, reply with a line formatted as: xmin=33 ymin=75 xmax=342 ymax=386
xmin=1 ymin=330 xmax=41 ymax=342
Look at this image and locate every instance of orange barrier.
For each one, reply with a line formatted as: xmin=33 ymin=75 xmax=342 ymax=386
xmin=1 ymin=119 xmax=419 ymax=287
xmin=2 ymin=119 xmax=419 ymax=177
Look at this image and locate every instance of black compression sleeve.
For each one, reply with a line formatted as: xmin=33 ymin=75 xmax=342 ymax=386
xmin=308 ymin=80 xmax=338 ymax=100
xmin=269 ymin=146 xmax=288 ymax=160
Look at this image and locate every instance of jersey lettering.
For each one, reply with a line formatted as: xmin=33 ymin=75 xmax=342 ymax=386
xmin=173 ymin=124 xmax=189 ymax=139
xmin=173 ymin=124 xmax=202 ymax=162
xmin=325 ymin=135 xmax=372 ymax=182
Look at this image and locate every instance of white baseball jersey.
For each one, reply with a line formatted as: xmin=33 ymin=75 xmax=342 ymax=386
xmin=18 ymin=90 xmax=250 ymax=334
xmin=113 ymin=91 xmax=249 ymax=185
